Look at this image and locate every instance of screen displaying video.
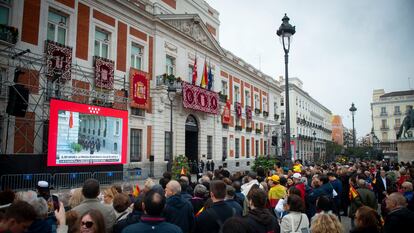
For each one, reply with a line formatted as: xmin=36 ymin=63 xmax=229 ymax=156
xmin=48 ymin=99 xmax=128 ymax=166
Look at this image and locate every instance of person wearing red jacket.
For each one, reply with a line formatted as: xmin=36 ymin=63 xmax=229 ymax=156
xmin=292 ymin=173 xmax=306 ymax=201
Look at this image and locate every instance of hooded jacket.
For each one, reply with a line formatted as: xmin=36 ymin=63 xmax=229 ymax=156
xmin=246 ymin=208 xmax=280 ymax=233
xmin=163 ymin=194 xmax=194 ymax=233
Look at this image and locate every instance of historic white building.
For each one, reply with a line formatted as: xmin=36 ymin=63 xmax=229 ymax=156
xmin=281 ymin=77 xmax=332 ymax=163
xmin=371 ymin=89 xmax=414 ymax=157
xmin=0 ymin=0 xmax=283 ymax=176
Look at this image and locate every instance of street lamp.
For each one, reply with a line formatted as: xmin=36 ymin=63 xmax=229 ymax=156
xmin=167 ymin=80 xmax=177 ymax=172
xmin=349 ymin=103 xmax=357 ymax=149
xmin=277 ymin=13 xmax=296 ymax=167
xmin=313 ymin=131 xmax=316 ymax=163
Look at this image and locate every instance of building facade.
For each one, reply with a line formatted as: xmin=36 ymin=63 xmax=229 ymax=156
xmin=331 ymin=115 xmax=344 ymax=146
xmin=371 ymin=89 xmax=414 ymax=157
xmin=281 ymin=77 xmax=332 ymax=163
xmin=0 ymin=0 xmax=282 ymax=176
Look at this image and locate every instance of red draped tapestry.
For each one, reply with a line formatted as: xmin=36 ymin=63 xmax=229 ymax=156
xmin=246 ymin=106 xmax=252 ymax=121
xmin=129 ymin=68 xmax=149 ymax=109
xmin=45 ymin=40 xmax=72 ymax=81
xmin=222 ymin=101 xmax=231 ymax=124
xmin=94 ymin=56 xmax=114 ymax=89
xmin=236 ymin=102 xmax=242 ymax=118
xmin=182 ymin=82 xmax=219 ymax=114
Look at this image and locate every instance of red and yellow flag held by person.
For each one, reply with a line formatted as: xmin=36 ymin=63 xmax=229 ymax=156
xmin=349 ymin=185 xmax=359 ymax=200
xmin=133 ymin=184 xmax=140 ymax=198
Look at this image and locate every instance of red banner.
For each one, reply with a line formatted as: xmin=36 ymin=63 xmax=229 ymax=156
xmin=182 ymin=82 xmax=219 ymax=114
xmin=222 ymin=101 xmax=231 ymax=124
xmin=130 ymin=68 xmax=149 ymax=109
xmin=94 ymin=56 xmax=114 ymax=89
xmin=246 ymin=106 xmax=252 ymax=121
xmin=236 ymin=102 xmax=242 ymax=118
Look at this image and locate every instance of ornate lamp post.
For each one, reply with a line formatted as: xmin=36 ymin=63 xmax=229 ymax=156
xmin=277 ymin=14 xmax=296 ymax=167
xmin=167 ymin=80 xmax=177 ymax=172
xmin=349 ymin=103 xmax=357 ymax=149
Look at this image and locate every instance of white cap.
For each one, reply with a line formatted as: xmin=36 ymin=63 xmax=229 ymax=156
xmin=292 ymin=173 xmax=302 ymax=179
xmin=37 ymin=181 xmax=49 ymax=188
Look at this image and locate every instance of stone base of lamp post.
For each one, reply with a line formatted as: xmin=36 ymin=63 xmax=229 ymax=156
xmin=397 ymin=138 xmax=414 ymax=162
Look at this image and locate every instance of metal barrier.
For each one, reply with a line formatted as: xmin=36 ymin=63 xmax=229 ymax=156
xmin=123 ymin=168 xmax=143 ymax=181
xmin=93 ymin=171 xmax=124 ymax=185
xmin=53 ymin=172 xmax=94 ymax=190
xmin=1 ymin=173 xmax=52 ymax=191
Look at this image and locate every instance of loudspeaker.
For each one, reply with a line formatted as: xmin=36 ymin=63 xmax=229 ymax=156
xmin=149 ymin=155 xmax=154 ymax=162
xmin=6 ymin=84 xmax=29 ymax=117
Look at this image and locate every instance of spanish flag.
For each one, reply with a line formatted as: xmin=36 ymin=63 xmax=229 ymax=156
xmin=180 ymin=166 xmax=186 ymax=176
xmin=349 ymin=185 xmax=359 ymax=200
xmin=200 ymin=59 xmax=208 ymax=88
xmin=195 ymin=206 xmax=204 ymax=217
xmin=133 ymin=184 xmax=140 ymax=198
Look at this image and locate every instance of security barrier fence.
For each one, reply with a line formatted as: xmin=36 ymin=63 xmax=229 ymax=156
xmin=1 ymin=168 xmax=143 ymax=191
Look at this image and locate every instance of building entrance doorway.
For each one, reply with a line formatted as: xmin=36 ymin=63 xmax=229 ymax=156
xmin=185 ymin=115 xmax=198 ymax=173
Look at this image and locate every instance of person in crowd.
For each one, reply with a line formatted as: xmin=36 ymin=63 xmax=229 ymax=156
xmin=374 ymin=169 xmax=391 ymax=204
xmin=292 ymin=173 xmax=305 ymax=200
xmin=194 ymin=180 xmax=237 ymax=233
xmin=179 ymin=178 xmax=193 ymax=201
xmin=69 ymin=188 xmax=84 ymax=210
xmin=224 ymin=185 xmax=243 ymax=216
xmin=72 ymin=178 xmax=116 ymax=233
xmin=222 ymin=217 xmax=253 ymax=233
xmin=267 ymin=175 xmax=287 ymax=209
xmin=275 ymin=187 xmax=301 ymax=220
xmin=123 ymin=190 xmax=183 ymax=233
xmin=163 ymin=180 xmax=194 ymax=233
xmin=383 ymin=192 xmax=414 ymax=233
xmin=211 ymin=160 xmax=215 ymax=172
xmin=327 ymin=172 xmax=342 ymax=217
xmin=15 ymin=191 xmax=37 ymax=205
xmin=350 ymin=206 xmax=381 ymax=233
xmin=200 ymin=159 xmax=205 ymax=173
xmin=315 ymin=195 xmax=334 ymax=215
xmin=401 ymin=181 xmax=413 ymax=202
xmin=280 ymin=194 xmax=309 ymax=233
xmin=339 ymin=167 xmax=351 ymax=216
xmin=245 ymin=188 xmax=280 ymax=233
xmin=349 ymin=178 xmax=378 ymax=224
xmin=232 ymin=181 xmax=245 ymax=208
xmin=113 ymin=196 xmax=144 ymax=233
xmin=113 ymin=193 xmax=131 ymax=222
xmin=310 ymin=212 xmax=343 ymax=233
xmin=206 ymin=160 xmax=211 ymax=172
xmin=121 ymin=183 xmax=135 ymax=203
xmin=143 ymin=178 xmax=155 ymax=194
xmin=26 ymin=197 xmax=52 ymax=233
xmin=308 ymin=174 xmax=333 ymax=218
xmin=102 ymin=188 xmax=115 ymax=207
xmin=65 ymin=210 xmax=80 ymax=233
xmin=0 ymin=200 xmax=37 ymax=233
xmin=190 ymin=184 xmax=207 ymax=214
xmin=79 ymin=209 xmax=106 ymax=233
xmin=241 ymin=172 xmax=262 ymax=196
xmin=36 ymin=181 xmax=51 ymax=201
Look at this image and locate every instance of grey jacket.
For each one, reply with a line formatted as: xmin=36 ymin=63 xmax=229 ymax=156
xmin=72 ymin=198 xmax=116 ymax=233
xmin=280 ymin=212 xmax=309 ymax=233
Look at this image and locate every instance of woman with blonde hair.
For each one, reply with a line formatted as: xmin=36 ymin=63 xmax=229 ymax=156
xmin=102 ymin=188 xmax=115 ymax=206
xmin=69 ymin=188 xmax=84 ymax=209
xmin=310 ymin=212 xmax=343 ymax=233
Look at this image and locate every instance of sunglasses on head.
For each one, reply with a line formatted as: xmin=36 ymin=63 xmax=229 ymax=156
xmin=81 ymin=221 xmax=94 ymax=228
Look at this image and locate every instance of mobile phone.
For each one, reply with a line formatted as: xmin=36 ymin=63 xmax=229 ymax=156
xmin=52 ymin=195 xmax=60 ymax=211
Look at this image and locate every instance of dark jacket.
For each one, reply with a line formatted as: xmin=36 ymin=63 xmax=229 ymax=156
xmin=245 ymin=208 xmax=280 ymax=233
xmin=383 ymin=207 xmax=414 ymax=233
xmin=374 ymin=175 xmax=391 ymax=203
xmin=113 ymin=210 xmax=142 ymax=233
xmin=350 ymin=226 xmax=381 ymax=233
xmin=193 ymin=201 xmax=236 ymax=233
xmin=349 ymin=188 xmax=378 ymax=218
xmin=225 ymin=199 xmax=243 ymax=216
xmin=181 ymin=192 xmax=193 ymax=202
xmin=163 ymin=194 xmax=194 ymax=233
xmin=308 ymin=183 xmax=333 ymax=217
xmin=122 ymin=216 xmax=183 ymax=233
xmin=190 ymin=197 xmax=206 ymax=214
xmin=26 ymin=219 xmax=52 ymax=233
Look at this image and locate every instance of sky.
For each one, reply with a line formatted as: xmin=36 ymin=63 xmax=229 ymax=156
xmin=205 ymin=0 xmax=414 ymax=138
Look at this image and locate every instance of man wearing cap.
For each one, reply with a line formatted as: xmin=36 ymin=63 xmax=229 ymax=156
xmin=292 ymin=173 xmax=306 ymax=200
xmin=267 ymin=175 xmax=286 ymax=208
xmin=36 ymin=181 xmax=51 ymax=201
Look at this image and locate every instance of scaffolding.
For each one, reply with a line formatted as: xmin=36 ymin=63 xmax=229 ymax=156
xmin=0 ymin=45 xmax=128 ymax=155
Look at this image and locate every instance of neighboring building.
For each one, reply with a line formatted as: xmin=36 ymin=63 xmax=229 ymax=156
xmin=0 ymin=0 xmax=282 ymax=175
xmin=281 ymin=77 xmax=332 ymax=163
xmin=343 ymin=127 xmax=354 ymax=149
xmin=371 ymin=89 xmax=414 ymax=158
xmin=331 ymin=115 xmax=344 ymax=145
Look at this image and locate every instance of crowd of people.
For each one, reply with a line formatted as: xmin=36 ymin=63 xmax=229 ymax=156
xmin=1 ymin=159 xmax=414 ymax=233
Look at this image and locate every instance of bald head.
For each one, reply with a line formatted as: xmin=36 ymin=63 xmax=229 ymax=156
xmin=165 ymin=180 xmax=181 ymax=197
xmin=357 ymin=179 xmax=366 ymax=188
xmin=386 ymin=192 xmax=407 ymax=211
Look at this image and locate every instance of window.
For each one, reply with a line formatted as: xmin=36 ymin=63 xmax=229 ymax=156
xmin=0 ymin=0 xmax=11 ymax=25
xmin=274 ymin=102 xmax=278 ymax=112
xmin=245 ymin=90 xmax=250 ymax=106
xmin=382 ymin=132 xmax=388 ymax=141
xmin=381 ymin=119 xmax=387 ymax=129
xmin=130 ymin=129 xmax=142 ymax=162
xmin=131 ymin=108 xmax=145 ymax=117
xmin=254 ymin=94 xmax=259 ymax=109
xmin=234 ymin=86 xmax=240 ymax=103
xmin=221 ymin=81 xmax=228 ymax=96
xmin=222 ymin=137 xmax=228 ymax=159
xmin=47 ymin=10 xmax=68 ymax=45
xmin=246 ymin=139 xmax=250 ymax=158
xmin=255 ymin=140 xmax=259 ymax=157
xmin=131 ymin=43 xmax=143 ymax=70
xmin=166 ymin=55 xmax=175 ymax=75
xmin=280 ymin=97 xmax=284 ymax=106
xmin=188 ymin=65 xmax=194 ymax=82
xmin=0 ymin=68 xmax=5 ymax=95
xmin=264 ymin=141 xmax=268 ymax=156
xmin=207 ymin=135 xmax=213 ymax=159
xmin=113 ymin=143 xmax=118 ymax=153
xmin=114 ymin=120 xmax=120 ymax=136
xmin=164 ymin=132 xmax=172 ymax=161
xmin=263 ymin=97 xmax=267 ymax=111
xmin=395 ymin=118 xmax=401 ymax=128
xmin=380 ymin=107 xmax=387 ymax=115
xmin=235 ymin=138 xmax=240 ymax=158
xmin=394 ymin=106 xmax=400 ymax=115
xmin=94 ymin=28 xmax=110 ymax=58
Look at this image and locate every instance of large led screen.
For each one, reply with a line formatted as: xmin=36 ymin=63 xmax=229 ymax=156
xmin=48 ymin=99 xmax=128 ymax=166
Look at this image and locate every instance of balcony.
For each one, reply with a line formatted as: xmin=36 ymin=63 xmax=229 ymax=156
xmin=255 ymin=128 xmax=261 ymax=134
xmin=235 ymin=125 xmax=243 ymax=131
xmin=380 ymin=126 xmax=389 ymax=131
xmin=263 ymin=111 xmax=269 ymax=117
xmin=219 ymin=93 xmax=228 ymax=102
xmin=254 ymin=108 xmax=261 ymax=115
xmin=156 ymin=74 xmax=182 ymax=90
xmin=0 ymin=24 xmax=18 ymax=45
xmin=380 ymin=112 xmax=388 ymax=117
xmin=246 ymin=127 xmax=252 ymax=133
xmin=394 ymin=111 xmax=402 ymax=116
